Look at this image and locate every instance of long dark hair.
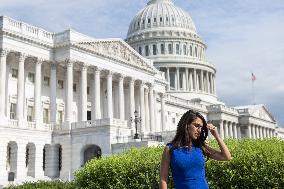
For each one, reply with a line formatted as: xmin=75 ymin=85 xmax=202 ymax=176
xmin=171 ymin=109 xmax=208 ymax=149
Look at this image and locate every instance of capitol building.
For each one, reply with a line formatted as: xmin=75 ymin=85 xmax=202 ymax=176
xmin=0 ymin=0 xmax=283 ymax=186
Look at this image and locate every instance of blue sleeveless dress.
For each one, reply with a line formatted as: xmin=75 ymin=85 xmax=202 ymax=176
xmin=167 ymin=144 xmax=209 ymax=189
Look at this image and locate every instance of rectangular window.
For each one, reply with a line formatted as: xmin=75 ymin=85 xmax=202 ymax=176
xmin=87 ymin=86 xmax=90 ymax=95
xmin=28 ymin=73 xmax=35 ymax=83
xmin=153 ymin=44 xmax=157 ymax=55
xmin=161 ymin=44 xmax=165 ymax=54
xmin=57 ymin=111 xmax=63 ymax=124
xmin=176 ymin=44 xmax=180 ymax=54
xmin=145 ymin=45 xmax=149 ymax=56
xmin=10 ymin=103 xmax=16 ymax=119
xmin=183 ymin=45 xmax=187 ymax=55
xmin=139 ymin=47 xmax=142 ymax=55
xmin=43 ymin=108 xmax=49 ymax=124
xmin=43 ymin=76 xmax=50 ymax=86
xmin=27 ymin=106 xmax=33 ymax=122
xmin=168 ymin=44 xmax=173 ymax=54
xmin=73 ymin=83 xmax=77 ymax=92
xmin=12 ymin=69 xmax=18 ymax=78
xmin=58 ymin=80 xmax=64 ymax=89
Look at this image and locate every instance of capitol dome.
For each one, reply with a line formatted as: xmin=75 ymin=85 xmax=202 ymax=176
xmin=127 ymin=0 xmax=197 ymax=38
xmin=126 ymin=0 xmax=218 ymax=105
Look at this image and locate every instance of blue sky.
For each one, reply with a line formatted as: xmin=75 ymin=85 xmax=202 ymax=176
xmin=1 ymin=0 xmax=284 ymax=127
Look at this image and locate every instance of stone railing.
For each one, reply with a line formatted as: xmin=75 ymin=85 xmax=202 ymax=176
xmin=27 ymin=121 xmax=36 ymax=129
xmin=166 ymin=95 xmax=207 ymax=110
xmin=207 ymin=104 xmax=239 ymax=115
xmin=8 ymin=119 xmax=18 ymax=127
xmin=237 ymin=108 xmax=249 ymax=114
xmin=0 ymin=16 xmax=54 ymax=44
xmin=71 ymin=118 xmax=128 ymax=130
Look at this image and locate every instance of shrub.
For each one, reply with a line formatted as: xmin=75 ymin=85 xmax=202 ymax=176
xmin=4 ymin=180 xmax=75 ymax=189
xmin=74 ymin=138 xmax=284 ymax=189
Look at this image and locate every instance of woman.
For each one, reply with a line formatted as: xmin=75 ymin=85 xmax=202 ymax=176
xmin=159 ymin=109 xmax=232 ymax=189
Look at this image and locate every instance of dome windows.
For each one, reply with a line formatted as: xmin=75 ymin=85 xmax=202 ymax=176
xmin=145 ymin=45 xmax=149 ymax=56
xmin=168 ymin=44 xmax=173 ymax=54
xmin=153 ymin=44 xmax=157 ymax=55
xmin=161 ymin=44 xmax=165 ymax=54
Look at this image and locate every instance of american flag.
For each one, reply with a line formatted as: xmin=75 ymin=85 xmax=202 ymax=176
xmin=251 ymin=73 xmax=256 ymax=81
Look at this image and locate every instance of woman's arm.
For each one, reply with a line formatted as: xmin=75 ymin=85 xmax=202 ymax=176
xmin=160 ymin=146 xmax=171 ymax=189
xmin=205 ymin=123 xmax=232 ymax=161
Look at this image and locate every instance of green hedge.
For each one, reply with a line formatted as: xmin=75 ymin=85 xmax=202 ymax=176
xmin=4 ymin=180 xmax=75 ymax=189
xmin=5 ymin=139 xmax=284 ymax=189
xmin=75 ymin=138 xmax=284 ymax=189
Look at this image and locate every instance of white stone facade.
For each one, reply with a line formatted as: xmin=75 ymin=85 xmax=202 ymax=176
xmin=0 ymin=0 xmax=282 ymax=186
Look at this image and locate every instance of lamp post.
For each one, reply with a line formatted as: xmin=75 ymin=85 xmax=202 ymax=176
xmin=130 ymin=110 xmax=141 ymax=139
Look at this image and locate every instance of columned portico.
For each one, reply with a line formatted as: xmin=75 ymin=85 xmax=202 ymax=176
xmin=149 ymin=85 xmax=155 ymax=133
xmin=129 ymin=78 xmax=135 ymax=128
xmin=160 ymin=93 xmax=166 ymax=131
xmin=139 ymin=82 xmax=145 ymax=133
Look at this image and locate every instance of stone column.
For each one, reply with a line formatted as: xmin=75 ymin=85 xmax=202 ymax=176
xmin=92 ymin=68 xmax=101 ymax=121
xmin=224 ymin=121 xmax=228 ymax=138
xmin=263 ymin=128 xmax=267 ymax=138
xmin=229 ymin=122 xmax=233 ymax=138
xmin=213 ymin=74 xmax=216 ymax=95
xmin=160 ymin=93 xmax=166 ymax=131
xmin=166 ymin=67 xmax=170 ymax=91
xmin=251 ymin=124 xmax=256 ymax=139
xmin=247 ymin=124 xmax=252 ymax=138
xmin=80 ymin=64 xmax=87 ymax=121
xmin=185 ymin=68 xmax=189 ymax=91
xmin=206 ymin=71 xmax=210 ymax=93
xmin=219 ymin=120 xmax=224 ymax=139
xmin=189 ymin=69 xmax=193 ymax=91
xmin=16 ymin=53 xmax=26 ymax=123
xmin=65 ymin=60 xmax=73 ymax=122
xmin=210 ymin=73 xmax=213 ymax=94
xmin=50 ymin=63 xmax=57 ymax=124
xmin=129 ymin=78 xmax=135 ymax=128
xmin=145 ymin=88 xmax=149 ymax=133
xmin=200 ymin=70 xmax=204 ymax=92
xmin=259 ymin=127 xmax=263 ymax=139
xmin=118 ymin=75 xmax=125 ymax=120
xmin=107 ymin=71 xmax=113 ymax=119
xmin=139 ymin=82 xmax=145 ymax=133
xmin=16 ymin=143 xmax=26 ymax=179
xmin=149 ymin=85 xmax=155 ymax=133
xmin=256 ymin=126 xmax=260 ymax=139
xmin=237 ymin=124 xmax=241 ymax=138
xmin=176 ymin=68 xmax=180 ymax=91
xmin=34 ymin=59 xmax=43 ymax=125
xmin=34 ymin=144 xmax=45 ymax=178
xmin=233 ymin=123 xmax=238 ymax=139
xmin=0 ymin=49 xmax=8 ymax=119
xmin=153 ymin=90 xmax=158 ymax=132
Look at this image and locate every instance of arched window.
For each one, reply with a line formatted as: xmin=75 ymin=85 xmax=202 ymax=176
xmin=160 ymin=17 xmax=163 ymax=22
xmin=25 ymin=146 xmax=29 ymax=167
xmin=190 ymin=46 xmax=193 ymax=56
xmin=138 ymin=46 xmax=142 ymax=55
xmin=148 ymin=18 xmax=151 ymax=24
xmin=195 ymin=47 xmax=197 ymax=57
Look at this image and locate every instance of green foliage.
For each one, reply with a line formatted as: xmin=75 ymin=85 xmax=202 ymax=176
xmin=4 ymin=180 xmax=75 ymax=189
xmin=206 ymin=138 xmax=284 ymax=189
xmin=74 ymin=146 xmax=167 ymax=189
xmin=75 ymin=138 xmax=284 ymax=189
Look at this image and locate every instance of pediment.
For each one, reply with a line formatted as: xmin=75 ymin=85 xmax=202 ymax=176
xmin=250 ymin=105 xmax=276 ymax=122
xmin=75 ymin=39 xmax=157 ymax=74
